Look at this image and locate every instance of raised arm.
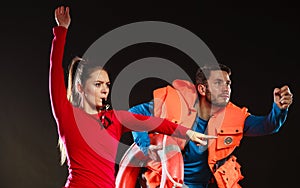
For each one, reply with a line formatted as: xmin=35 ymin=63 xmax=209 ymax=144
xmin=49 ymin=6 xmax=71 ymax=118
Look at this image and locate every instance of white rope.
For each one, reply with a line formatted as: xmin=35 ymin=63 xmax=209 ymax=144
xmin=158 ymin=135 xmax=184 ymax=188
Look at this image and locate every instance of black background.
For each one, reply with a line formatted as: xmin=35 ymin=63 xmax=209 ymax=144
xmin=0 ymin=0 xmax=299 ymax=187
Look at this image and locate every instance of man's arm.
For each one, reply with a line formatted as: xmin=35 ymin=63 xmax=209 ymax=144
xmin=129 ymin=102 xmax=154 ymax=155
xmin=244 ymin=85 xmax=292 ymax=136
xmin=244 ymin=102 xmax=288 ymax=136
xmin=129 ymin=101 xmax=154 ymax=116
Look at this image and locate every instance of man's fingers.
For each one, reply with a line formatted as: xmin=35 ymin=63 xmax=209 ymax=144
xmin=274 ymin=85 xmax=293 ymax=109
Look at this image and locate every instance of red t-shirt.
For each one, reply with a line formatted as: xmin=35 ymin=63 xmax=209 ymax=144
xmin=49 ymin=26 xmax=189 ymax=188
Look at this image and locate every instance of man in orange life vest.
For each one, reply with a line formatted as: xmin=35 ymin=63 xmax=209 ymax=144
xmin=128 ymin=63 xmax=293 ymax=187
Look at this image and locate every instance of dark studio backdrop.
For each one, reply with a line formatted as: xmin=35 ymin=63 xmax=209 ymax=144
xmin=0 ymin=0 xmax=298 ymax=187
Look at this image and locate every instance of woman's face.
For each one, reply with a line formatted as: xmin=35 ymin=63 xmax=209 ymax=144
xmin=80 ymin=69 xmax=110 ymax=114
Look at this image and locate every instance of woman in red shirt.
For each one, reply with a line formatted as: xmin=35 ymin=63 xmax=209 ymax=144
xmin=50 ymin=6 xmax=216 ymax=188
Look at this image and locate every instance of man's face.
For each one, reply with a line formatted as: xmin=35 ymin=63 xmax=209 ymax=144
xmin=205 ymin=70 xmax=231 ymax=107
